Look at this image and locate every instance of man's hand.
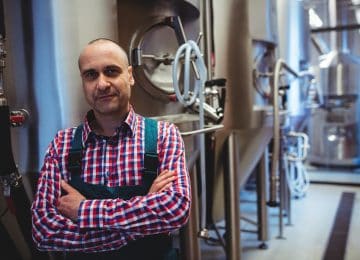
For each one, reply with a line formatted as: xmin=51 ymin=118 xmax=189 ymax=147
xmin=57 ymin=181 xmax=86 ymax=222
xmin=148 ymin=170 xmax=176 ymax=194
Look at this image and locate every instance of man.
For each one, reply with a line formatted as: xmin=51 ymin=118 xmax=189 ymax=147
xmin=31 ymin=38 xmax=191 ymax=259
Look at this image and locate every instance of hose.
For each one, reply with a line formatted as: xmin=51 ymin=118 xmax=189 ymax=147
xmin=285 ymin=159 xmax=310 ymax=198
xmin=172 ymin=40 xmax=208 ymax=234
xmin=285 ymin=131 xmax=310 ymax=198
xmin=172 ymin=40 xmax=205 ymax=106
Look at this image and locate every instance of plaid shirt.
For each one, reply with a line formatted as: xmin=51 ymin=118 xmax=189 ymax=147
xmin=31 ymin=107 xmax=191 ymax=252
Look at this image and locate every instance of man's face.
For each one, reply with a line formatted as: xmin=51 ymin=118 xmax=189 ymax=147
xmin=78 ymin=41 xmax=134 ymax=118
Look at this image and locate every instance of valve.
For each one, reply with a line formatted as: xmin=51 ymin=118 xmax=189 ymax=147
xmin=10 ymin=109 xmax=29 ymax=127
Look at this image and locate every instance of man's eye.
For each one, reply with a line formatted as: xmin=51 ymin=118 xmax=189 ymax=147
xmin=104 ymin=68 xmax=120 ymax=77
xmin=83 ymin=70 xmax=98 ymax=80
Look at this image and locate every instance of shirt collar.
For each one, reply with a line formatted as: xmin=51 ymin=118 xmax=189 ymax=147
xmin=123 ymin=106 xmax=137 ymax=138
xmin=82 ymin=106 xmax=137 ymax=143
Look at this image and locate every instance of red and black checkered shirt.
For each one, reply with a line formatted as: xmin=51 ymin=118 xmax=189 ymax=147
xmin=31 ymin=107 xmax=191 ymax=252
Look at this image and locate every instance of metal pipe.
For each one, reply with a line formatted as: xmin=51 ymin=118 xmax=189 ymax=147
xmin=280 ymin=61 xmax=299 ymax=78
xmin=310 ymin=35 xmax=327 ymax=55
xmin=202 ymin=0 xmax=213 ymax=80
xmin=268 ymin=59 xmax=282 ymax=207
xmin=0 ymin=35 xmax=5 ymax=96
xmin=192 ymin=98 xmax=223 ymax=123
xmin=329 ymin=0 xmax=337 ymax=51
xmin=180 ymin=150 xmax=201 ymax=260
xmin=270 ymin=59 xmax=303 ymax=240
xmin=181 ymin=124 xmax=224 ymax=137
xmin=285 ymin=173 xmax=292 ymax=226
xmin=277 ymin=136 xmax=285 ymax=239
xmin=269 ymin=59 xmax=299 ymax=207
xmin=277 ymin=132 xmax=293 ymax=239
xmin=224 ymin=131 xmax=241 ymax=260
xmin=0 ymin=0 xmax=4 ymax=96
xmin=0 ymin=0 xmax=5 ymax=39
xmin=339 ymin=1 xmax=349 ymax=53
xmin=256 ymin=147 xmax=269 ymax=247
xmin=311 ymin=23 xmax=360 ymax=33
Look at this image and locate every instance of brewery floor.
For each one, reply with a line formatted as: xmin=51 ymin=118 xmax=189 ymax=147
xmin=198 ymin=165 xmax=360 ymax=260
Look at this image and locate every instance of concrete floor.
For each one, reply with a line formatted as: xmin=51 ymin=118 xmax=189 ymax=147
xmin=199 ymin=167 xmax=360 ymax=260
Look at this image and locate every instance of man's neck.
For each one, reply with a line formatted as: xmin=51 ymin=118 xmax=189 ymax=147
xmin=92 ymin=109 xmax=129 ymax=137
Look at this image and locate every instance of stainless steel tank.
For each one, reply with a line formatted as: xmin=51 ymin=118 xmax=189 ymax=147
xmin=117 ymin=2 xmax=203 ymax=259
xmin=307 ymin=0 xmax=360 ymax=166
xmin=210 ymin=0 xmax=277 ymax=222
xmin=117 ymin=0 xmax=200 ymax=117
xmin=276 ymin=0 xmax=311 ymax=131
xmin=308 ymin=51 xmax=360 ymax=166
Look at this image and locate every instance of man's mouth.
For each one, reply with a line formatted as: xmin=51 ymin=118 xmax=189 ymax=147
xmin=96 ymin=94 xmax=115 ymax=101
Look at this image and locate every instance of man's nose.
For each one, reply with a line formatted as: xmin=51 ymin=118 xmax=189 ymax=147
xmin=97 ymin=74 xmax=110 ymax=90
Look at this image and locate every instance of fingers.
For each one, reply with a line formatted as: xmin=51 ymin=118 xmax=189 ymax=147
xmin=155 ymin=170 xmax=176 ymax=185
xmin=57 ymin=181 xmax=85 ymax=222
xmin=159 ymin=183 xmax=172 ymax=192
xmin=60 ymin=180 xmax=76 ymax=193
xmin=157 ymin=170 xmax=175 ymax=180
xmin=148 ymin=170 xmax=176 ymax=194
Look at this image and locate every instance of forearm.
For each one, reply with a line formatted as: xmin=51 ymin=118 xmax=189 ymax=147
xmin=31 ymin=183 xmax=131 ymax=252
xmin=31 ymin=142 xmax=129 ymax=252
xmin=77 ymin=188 xmax=190 ymax=234
xmin=32 ymin=208 xmax=128 ymax=252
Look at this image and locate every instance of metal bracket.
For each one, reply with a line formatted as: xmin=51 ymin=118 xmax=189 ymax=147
xmin=0 ymin=171 xmax=22 ymax=196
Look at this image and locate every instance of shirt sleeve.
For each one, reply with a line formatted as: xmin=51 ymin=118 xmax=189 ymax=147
xmin=31 ymin=132 xmax=130 ymax=252
xmin=77 ymin=122 xmax=191 ymax=235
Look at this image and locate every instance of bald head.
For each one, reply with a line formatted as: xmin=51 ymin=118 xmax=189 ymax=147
xmin=78 ymin=38 xmax=129 ymax=70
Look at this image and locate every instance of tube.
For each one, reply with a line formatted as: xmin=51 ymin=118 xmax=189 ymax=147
xmin=172 ymin=39 xmax=208 ymax=235
xmin=268 ymin=59 xmax=299 ymax=207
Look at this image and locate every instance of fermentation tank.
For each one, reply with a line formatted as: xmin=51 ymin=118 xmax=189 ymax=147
xmin=308 ymin=52 xmax=360 ymax=166
xmin=117 ymin=2 xmax=205 ymax=259
xmin=116 ymin=0 xmax=200 ymax=116
xmin=308 ymin=0 xmax=360 ymax=166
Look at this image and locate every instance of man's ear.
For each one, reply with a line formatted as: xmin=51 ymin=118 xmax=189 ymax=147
xmin=128 ymin=66 xmax=135 ymax=86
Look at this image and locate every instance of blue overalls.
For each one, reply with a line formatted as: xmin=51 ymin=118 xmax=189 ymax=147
xmin=65 ymin=118 xmax=177 ymax=260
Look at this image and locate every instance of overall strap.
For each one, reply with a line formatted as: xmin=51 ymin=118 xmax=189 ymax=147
xmin=68 ymin=124 xmax=83 ymax=175
xmin=143 ymin=117 xmax=159 ymax=189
